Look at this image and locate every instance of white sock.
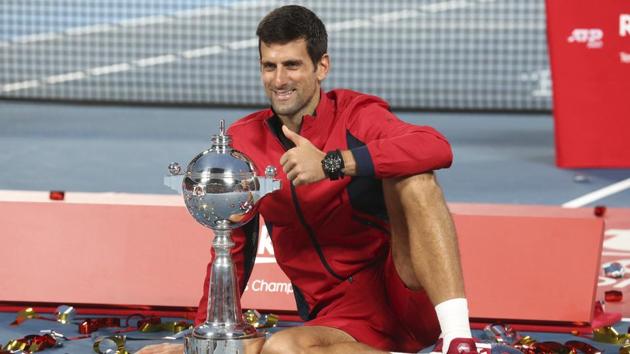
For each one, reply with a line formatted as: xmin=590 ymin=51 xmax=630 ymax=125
xmin=435 ymin=298 xmax=472 ymax=353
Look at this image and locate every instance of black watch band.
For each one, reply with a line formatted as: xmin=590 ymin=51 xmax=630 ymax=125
xmin=321 ymin=150 xmax=345 ymax=181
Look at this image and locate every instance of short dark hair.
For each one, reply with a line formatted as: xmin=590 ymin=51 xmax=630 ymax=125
xmin=256 ymin=5 xmax=328 ymax=67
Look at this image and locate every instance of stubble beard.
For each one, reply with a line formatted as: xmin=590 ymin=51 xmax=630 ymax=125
xmin=269 ymin=86 xmax=320 ymax=122
xmin=269 ymin=92 xmax=304 ymax=119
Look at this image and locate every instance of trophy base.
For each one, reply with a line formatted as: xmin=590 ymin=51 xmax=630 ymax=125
xmin=184 ymin=333 xmax=266 ymax=354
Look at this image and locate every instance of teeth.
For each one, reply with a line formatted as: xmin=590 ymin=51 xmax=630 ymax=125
xmin=275 ymin=89 xmax=293 ymax=99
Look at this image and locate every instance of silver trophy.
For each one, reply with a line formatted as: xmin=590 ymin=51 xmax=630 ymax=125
xmin=165 ymin=120 xmax=281 ymax=354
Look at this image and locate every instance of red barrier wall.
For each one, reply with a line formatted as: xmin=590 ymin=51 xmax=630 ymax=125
xmin=0 ymin=192 xmax=609 ymax=326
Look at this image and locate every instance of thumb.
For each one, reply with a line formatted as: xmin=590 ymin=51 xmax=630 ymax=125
xmin=282 ymin=125 xmax=305 ymax=146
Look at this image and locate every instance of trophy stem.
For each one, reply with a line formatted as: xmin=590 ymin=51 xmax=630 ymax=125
xmin=190 ymin=226 xmax=257 ymax=344
xmin=207 ymin=228 xmax=244 ymax=327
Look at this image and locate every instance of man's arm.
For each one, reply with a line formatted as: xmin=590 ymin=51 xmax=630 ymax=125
xmin=279 ymin=100 xmax=452 ymax=185
xmin=343 ymin=99 xmax=452 ymax=178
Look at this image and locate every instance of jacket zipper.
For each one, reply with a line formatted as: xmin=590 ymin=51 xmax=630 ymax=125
xmin=267 ymin=119 xmax=348 ymax=282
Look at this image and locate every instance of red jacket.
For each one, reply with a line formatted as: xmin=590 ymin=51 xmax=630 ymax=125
xmin=195 ymin=89 xmax=452 ymax=323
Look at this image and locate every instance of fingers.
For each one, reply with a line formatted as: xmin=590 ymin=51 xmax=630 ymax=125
xmin=279 ymin=149 xmax=295 ymax=169
xmin=278 ymin=126 xmax=326 ymax=186
xmin=282 ymin=157 xmax=300 ymax=186
xmin=280 ymin=150 xmax=305 ymax=186
xmin=286 ymin=168 xmax=303 ymax=186
xmin=280 ymin=150 xmax=327 ymax=186
xmin=280 ymin=150 xmax=295 ymax=172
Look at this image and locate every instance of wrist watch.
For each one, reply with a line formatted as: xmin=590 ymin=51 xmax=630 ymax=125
xmin=321 ymin=150 xmax=345 ymax=180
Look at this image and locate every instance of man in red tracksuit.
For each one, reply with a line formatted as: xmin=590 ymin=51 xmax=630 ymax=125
xmin=139 ymin=5 xmax=476 ymax=354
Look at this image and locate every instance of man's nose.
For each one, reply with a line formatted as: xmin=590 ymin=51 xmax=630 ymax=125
xmin=273 ymin=67 xmax=288 ymax=87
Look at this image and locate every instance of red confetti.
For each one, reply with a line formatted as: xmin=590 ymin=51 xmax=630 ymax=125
xmin=49 ymin=191 xmax=65 ymax=201
xmin=565 ymin=340 xmax=602 ymax=354
xmin=79 ymin=318 xmax=121 ymax=334
xmin=605 ymin=290 xmax=623 ymax=302
xmin=594 ymin=205 xmax=606 ymax=217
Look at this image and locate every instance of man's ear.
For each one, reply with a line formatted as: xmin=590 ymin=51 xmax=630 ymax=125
xmin=317 ymin=53 xmax=330 ymax=81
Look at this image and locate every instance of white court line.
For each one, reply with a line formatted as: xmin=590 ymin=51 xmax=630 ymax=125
xmin=400 ymin=22 xmax=545 ymax=31
xmin=173 ymin=6 xmax=226 ymax=18
xmin=12 ymin=32 xmax=60 ymax=44
xmin=327 ymin=19 xmax=372 ymax=32
xmin=134 ymin=55 xmax=177 ymax=67
xmin=181 ymin=46 xmax=224 ymax=59
xmin=228 ymin=0 xmax=277 ymax=10
xmin=2 ymin=80 xmax=40 ymax=92
xmin=227 ymin=38 xmax=258 ymax=50
xmin=420 ymin=0 xmax=470 ymax=12
xmin=372 ymin=10 xmax=419 ymax=23
xmin=562 ymin=178 xmax=630 ymax=208
xmin=65 ymin=24 xmax=114 ymax=36
xmin=45 ymin=71 xmax=86 ymax=84
xmin=88 ymin=63 xmax=131 ymax=76
xmin=119 ymin=15 xmax=171 ymax=27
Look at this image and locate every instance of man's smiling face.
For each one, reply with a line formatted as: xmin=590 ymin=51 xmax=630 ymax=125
xmin=260 ymin=39 xmax=328 ymax=122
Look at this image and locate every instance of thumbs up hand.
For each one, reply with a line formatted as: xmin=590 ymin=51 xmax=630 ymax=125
xmin=280 ymin=125 xmax=326 ymax=186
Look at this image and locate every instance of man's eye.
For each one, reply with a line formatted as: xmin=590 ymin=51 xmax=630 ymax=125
xmin=262 ymin=64 xmax=275 ymax=71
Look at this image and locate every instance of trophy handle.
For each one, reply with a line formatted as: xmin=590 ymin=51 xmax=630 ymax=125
xmin=254 ymin=165 xmax=281 ymax=199
xmin=163 ymin=175 xmax=184 ymax=193
xmin=165 ymin=165 xmax=281 ymax=196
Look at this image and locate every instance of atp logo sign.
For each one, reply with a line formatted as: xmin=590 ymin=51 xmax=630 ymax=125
xmin=567 ymin=28 xmax=603 ymax=48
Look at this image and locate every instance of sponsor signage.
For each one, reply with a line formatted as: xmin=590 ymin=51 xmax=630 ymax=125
xmin=546 ymin=1 xmax=630 ymax=167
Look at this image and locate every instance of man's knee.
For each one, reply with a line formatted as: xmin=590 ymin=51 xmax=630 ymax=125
xmin=383 ymin=172 xmax=445 ymax=234
xmin=261 ymin=330 xmax=307 ymax=354
xmin=384 ymin=172 xmax=440 ymax=199
xmin=385 ymin=173 xmax=448 ymax=221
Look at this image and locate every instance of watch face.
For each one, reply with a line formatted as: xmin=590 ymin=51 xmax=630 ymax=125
xmin=323 ymin=152 xmax=343 ymax=180
xmin=324 ymin=155 xmax=341 ymax=170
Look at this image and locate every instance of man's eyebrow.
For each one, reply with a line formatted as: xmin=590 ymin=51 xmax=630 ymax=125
xmin=260 ymin=59 xmax=303 ymax=66
xmin=283 ymin=59 xmax=303 ymax=65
